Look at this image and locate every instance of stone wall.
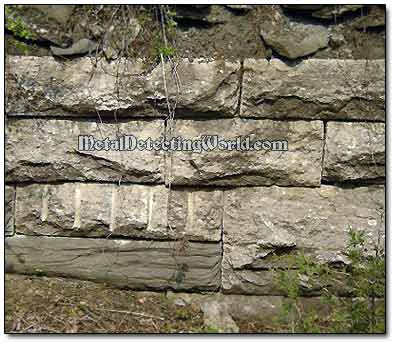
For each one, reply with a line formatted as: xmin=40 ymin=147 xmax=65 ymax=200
xmin=5 ymin=55 xmax=385 ymax=296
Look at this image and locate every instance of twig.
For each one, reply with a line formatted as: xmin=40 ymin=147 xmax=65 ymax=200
xmin=95 ymin=308 xmax=165 ymax=321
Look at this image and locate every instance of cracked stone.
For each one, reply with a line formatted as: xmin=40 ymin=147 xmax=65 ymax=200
xmin=241 ymin=58 xmax=385 ymax=121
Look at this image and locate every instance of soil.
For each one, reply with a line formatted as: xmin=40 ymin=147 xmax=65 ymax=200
xmin=5 ymin=4 xmax=385 ymax=60
xmin=5 ymin=274 xmax=272 ymax=334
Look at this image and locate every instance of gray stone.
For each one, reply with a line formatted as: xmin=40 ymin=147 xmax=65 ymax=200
xmin=168 ymin=189 xmax=223 ymax=241
xmin=173 ymin=298 xmax=187 ymax=307
xmin=323 ymin=122 xmax=385 ymax=182
xmin=223 ymin=185 xmax=384 ymax=270
xmin=34 ymin=5 xmax=75 ymax=25
xmin=5 ymin=118 xmax=164 ymax=183
xmin=225 ymin=5 xmax=253 ymax=11
xmin=5 ymin=235 xmax=221 ymax=291
xmin=14 ymin=183 xmax=222 ymax=241
xmin=241 ymin=59 xmax=385 ymax=121
xmin=259 ymin=9 xmax=329 ymax=59
xmin=6 ymin=56 xmax=240 ymax=117
xmin=201 ymin=301 xmax=239 ymax=333
xmin=167 ymin=291 xmax=284 ymax=322
xmin=5 ymin=186 xmax=15 ymax=236
xmin=165 ymin=290 xmax=354 ymax=327
xmin=222 ymin=185 xmax=385 ymax=294
xmin=352 ymin=6 xmax=385 ymax=29
xmin=50 ymin=38 xmax=97 ymax=56
xmin=312 ymin=5 xmax=364 ymax=19
xmin=168 ymin=118 xmax=323 ymax=187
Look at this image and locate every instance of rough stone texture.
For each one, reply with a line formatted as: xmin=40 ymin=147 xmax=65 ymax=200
xmin=225 ymin=5 xmax=253 ymax=11
xmin=5 ymin=235 xmax=221 ymax=291
xmin=312 ymin=5 xmax=364 ymax=19
xmin=169 ymin=119 xmax=323 ymax=187
xmin=352 ymin=6 xmax=385 ymax=29
xmin=201 ymin=301 xmax=239 ymax=333
xmin=323 ymin=122 xmax=385 ymax=182
xmin=6 ymin=56 xmax=239 ymax=117
xmin=168 ymin=189 xmax=223 ymax=241
xmin=224 ymin=185 xmax=384 ymax=269
xmin=15 ymin=183 xmax=222 ymax=241
xmin=50 ymin=38 xmax=97 ymax=56
xmin=222 ymin=266 xmax=351 ymax=296
xmin=241 ymin=59 xmax=385 ymax=121
xmin=5 ymin=186 xmax=15 ymax=236
xmin=222 ymin=185 xmax=384 ymax=294
xmin=166 ymin=291 xmax=351 ymax=326
xmin=5 ymin=118 xmax=164 ymax=183
xmin=259 ymin=8 xmax=329 ymax=59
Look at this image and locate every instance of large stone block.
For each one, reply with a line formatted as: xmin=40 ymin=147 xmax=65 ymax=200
xmin=15 ymin=183 xmax=223 ymax=242
xmin=323 ymin=122 xmax=385 ymax=182
xmin=168 ymin=118 xmax=323 ymax=186
xmin=6 ymin=56 xmax=240 ymax=117
xmin=259 ymin=7 xmax=329 ymax=59
xmin=5 ymin=186 xmax=15 ymax=236
xmin=222 ymin=185 xmax=385 ymax=294
xmin=5 ymin=235 xmax=221 ymax=291
xmin=5 ymin=118 xmax=164 ymax=183
xmin=241 ymin=59 xmax=385 ymax=121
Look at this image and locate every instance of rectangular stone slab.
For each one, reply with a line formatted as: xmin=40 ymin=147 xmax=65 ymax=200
xmin=168 ymin=118 xmax=323 ymax=186
xmin=6 ymin=118 xmax=164 ymax=183
xmin=6 ymin=56 xmax=240 ymax=117
xmin=15 ymin=183 xmax=223 ymax=241
xmin=5 ymin=185 xmax=15 ymax=236
xmin=223 ymin=185 xmax=385 ymax=270
xmin=323 ymin=122 xmax=385 ymax=182
xmin=241 ymin=59 xmax=385 ymax=121
xmin=5 ymin=235 xmax=221 ymax=291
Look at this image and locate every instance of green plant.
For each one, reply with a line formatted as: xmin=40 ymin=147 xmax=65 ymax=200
xmin=5 ymin=6 xmax=36 ymax=40
xmin=157 ymin=45 xmax=176 ymax=58
xmin=275 ymin=227 xmax=385 ymax=333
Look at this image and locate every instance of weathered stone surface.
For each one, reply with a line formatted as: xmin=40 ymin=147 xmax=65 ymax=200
xmin=222 ymin=185 xmax=384 ymax=294
xmin=352 ymin=6 xmax=385 ymax=29
xmin=201 ymin=301 xmax=239 ymax=333
xmin=5 ymin=186 xmax=15 ymax=236
xmin=241 ymin=59 xmax=385 ymax=121
xmin=5 ymin=235 xmax=221 ymax=291
xmin=167 ymin=291 xmax=346 ymax=327
xmin=259 ymin=9 xmax=329 ymax=59
xmin=34 ymin=5 xmax=75 ymax=25
xmin=167 ymin=291 xmax=285 ymax=322
xmin=312 ymin=5 xmax=364 ymax=19
xmin=50 ymin=38 xmax=97 ymax=56
xmin=6 ymin=56 xmax=239 ymax=117
xmin=323 ymin=122 xmax=385 ymax=182
xmin=223 ymin=185 xmax=384 ymax=271
xmin=5 ymin=119 xmax=164 ymax=183
xmin=168 ymin=119 xmax=323 ymax=187
xmin=168 ymin=189 xmax=223 ymax=241
xmin=15 ymin=183 xmax=222 ymax=241
xmin=221 ymin=264 xmax=353 ymax=296
xmin=225 ymin=5 xmax=253 ymax=11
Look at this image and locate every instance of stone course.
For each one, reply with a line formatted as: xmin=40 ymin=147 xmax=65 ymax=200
xmin=5 ymin=56 xmax=385 ymax=295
